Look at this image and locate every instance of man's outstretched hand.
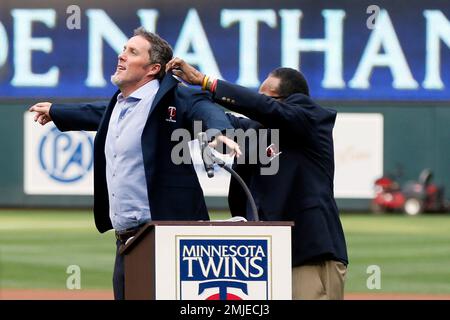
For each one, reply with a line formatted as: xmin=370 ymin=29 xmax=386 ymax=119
xmin=166 ymin=57 xmax=205 ymax=86
xmin=29 ymin=102 xmax=53 ymax=125
xmin=210 ymin=135 xmax=242 ymax=158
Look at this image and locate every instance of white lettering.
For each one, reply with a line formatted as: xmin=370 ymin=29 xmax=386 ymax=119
xmin=85 ymin=9 xmax=128 ymax=87
xmin=423 ymin=10 xmax=450 ymax=89
xmin=221 ymin=9 xmax=277 ymax=87
xmin=174 ymin=9 xmax=222 ymax=79
xmin=255 ymin=245 xmax=266 ymax=257
xmin=280 ymin=9 xmax=346 ymax=89
xmin=349 ymin=10 xmax=418 ymax=89
xmin=11 ymin=9 xmax=59 ymax=87
xmin=249 ymin=257 xmax=264 ymax=277
xmin=223 ymin=256 xmax=230 ymax=277
xmin=0 ymin=22 xmax=8 ymax=68
xmin=199 ymin=257 xmax=224 ymax=278
xmin=183 ymin=257 xmax=196 ymax=278
xmin=137 ymin=9 xmax=158 ymax=33
xmin=182 ymin=245 xmax=196 ymax=257
xmin=231 ymin=256 xmax=249 ymax=277
xmin=181 ymin=244 xmax=265 ymax=257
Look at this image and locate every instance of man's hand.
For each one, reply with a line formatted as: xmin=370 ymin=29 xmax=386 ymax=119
xmin=209 ymin=135 xmax=242 ymax=158
xmin=29 ymin=102 xmax=53 ymax=125
xmin=166 ymin=57 xmax=205 ymax=86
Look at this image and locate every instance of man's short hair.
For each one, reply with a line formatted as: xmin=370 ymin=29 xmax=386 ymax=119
xmin=134 ymin=27 xmax=173 ymax=80
xmin=270 ymin=67 xmax=310 ymax=97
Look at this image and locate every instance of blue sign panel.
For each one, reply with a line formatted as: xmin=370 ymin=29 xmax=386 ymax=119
xmin=0 ymin=0 xmax=449 ymax=100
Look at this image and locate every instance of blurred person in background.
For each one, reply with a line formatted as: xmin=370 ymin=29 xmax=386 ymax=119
xmin=166 ymin=58 xmax=348 ymax=300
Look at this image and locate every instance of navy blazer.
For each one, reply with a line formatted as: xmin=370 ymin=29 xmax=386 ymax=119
xmin=50 ymin=74 xmax=233 ymax=233
xmin=216 ymin=80 xmax=348 ymax=267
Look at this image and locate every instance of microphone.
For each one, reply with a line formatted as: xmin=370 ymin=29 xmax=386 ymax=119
xmin=197 ymin=132 xmax=259 ymax=221
xmin=198 ymin=132 xmax=214 ymax=178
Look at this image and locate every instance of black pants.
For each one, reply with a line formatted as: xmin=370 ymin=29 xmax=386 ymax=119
xmin=113 ymin=239 xmax=125 ymax=300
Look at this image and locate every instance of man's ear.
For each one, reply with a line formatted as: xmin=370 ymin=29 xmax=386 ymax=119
xmin=146 ymin=63 xmax=161 ymax=77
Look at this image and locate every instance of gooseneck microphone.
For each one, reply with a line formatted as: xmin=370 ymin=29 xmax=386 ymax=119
xmin=197 ymin=132 xmax=259 ymax=222
xmin=198 ymin=132 xmax=215 ymax=178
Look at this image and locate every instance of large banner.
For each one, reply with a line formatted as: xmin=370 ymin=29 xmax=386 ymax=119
xmin=333 ymin=113 xmax=383 ymax=198
xmin=1 ymin=0 xmax=449 ymax=100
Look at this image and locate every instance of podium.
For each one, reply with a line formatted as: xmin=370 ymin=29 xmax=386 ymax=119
xmin=120 ymin=221 xmax=293 ymax=300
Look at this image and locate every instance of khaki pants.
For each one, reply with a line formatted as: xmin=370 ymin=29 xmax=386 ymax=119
xmin=292 ymin=260 xmax=347 ymax=300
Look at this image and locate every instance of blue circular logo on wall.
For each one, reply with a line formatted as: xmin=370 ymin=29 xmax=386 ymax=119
xmin=38 ymin=127 xmax=93 ymax=183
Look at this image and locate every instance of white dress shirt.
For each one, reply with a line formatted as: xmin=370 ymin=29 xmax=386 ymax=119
xmin=105 ymin=80 xmax=160 ymax=231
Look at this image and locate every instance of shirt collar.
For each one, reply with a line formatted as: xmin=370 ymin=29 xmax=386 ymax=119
xmin=117 ymin=79 xmax=160 ymax=102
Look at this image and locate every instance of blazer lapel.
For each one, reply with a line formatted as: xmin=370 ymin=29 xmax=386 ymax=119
xmin=148 ymin=72 xmax=179 ymax=117
xmin=99 ymin=90 xmax=120 ymax=131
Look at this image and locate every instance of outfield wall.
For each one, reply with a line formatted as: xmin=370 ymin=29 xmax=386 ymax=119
xmin=1 ymin=102 xmax=448 ymax=211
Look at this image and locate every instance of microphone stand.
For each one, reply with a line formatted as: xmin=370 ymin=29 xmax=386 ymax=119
xmin=206 ymin=151 xmax=260 ymax=222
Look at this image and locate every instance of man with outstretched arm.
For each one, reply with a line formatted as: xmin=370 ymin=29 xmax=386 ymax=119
xmin=29 ymin=28 xmax=240 ymax=300
xmin=166 ymin=58 xmax=348 ymax=300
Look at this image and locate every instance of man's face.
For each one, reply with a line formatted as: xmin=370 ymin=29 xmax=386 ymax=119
xmin=111 ymin=35 xmax=155 ymax=87
xmin=259 ymin=76 xmax=282 ymax=99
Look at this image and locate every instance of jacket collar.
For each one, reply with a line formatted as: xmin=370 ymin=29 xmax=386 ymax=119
xmin=149 ymin=72 xmax=179 ymax=113
xmin=117 ymin=79 xmax=160 ymax=102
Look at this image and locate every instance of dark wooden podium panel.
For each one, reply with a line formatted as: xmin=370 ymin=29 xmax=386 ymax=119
xmin=123 ymin=227 xmax=155 ymax=300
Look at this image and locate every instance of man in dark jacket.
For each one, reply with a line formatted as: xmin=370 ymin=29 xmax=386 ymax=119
xmin=166 ymin=58 xmax=348 ymax=299
xmin=29 ymin=28 xmax=238 ymax=299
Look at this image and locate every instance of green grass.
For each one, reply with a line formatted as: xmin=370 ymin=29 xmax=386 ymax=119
xmin=341 ymin=214 xmax=450 ymax=294
xmin=1 ymin=210 xmax=450 ymax=294
xmin=0 ymin=210 xmax=116 ymax=290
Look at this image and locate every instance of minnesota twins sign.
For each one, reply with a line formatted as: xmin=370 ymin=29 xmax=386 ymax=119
xmin=153 ymin=224 xmax=291 ymax=300
xmin=178 ymin=238 xmax=270 ymax=300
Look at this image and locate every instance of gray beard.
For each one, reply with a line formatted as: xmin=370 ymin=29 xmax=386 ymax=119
xmin=110 ymin=74 xmax=122 ymax=86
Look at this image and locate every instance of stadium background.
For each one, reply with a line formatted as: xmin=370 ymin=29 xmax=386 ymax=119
xmin=0 ymin=0 xmax=449 ymax=299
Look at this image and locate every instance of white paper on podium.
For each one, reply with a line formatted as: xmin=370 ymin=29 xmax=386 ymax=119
xmin=211 ymin=216 xmax=247 ymax=222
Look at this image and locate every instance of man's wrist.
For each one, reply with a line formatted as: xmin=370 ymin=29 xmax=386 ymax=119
xmin=201 ymin=75 xmax=217 ymax=93
xmin=201 ymin=75 xmax=209 ymax=90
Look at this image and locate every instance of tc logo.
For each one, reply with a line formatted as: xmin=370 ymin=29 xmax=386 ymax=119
xmin=166 ymin=106 xmax=177 ymax=122
xmin=199 ymin=280 xmax=247 ymax=300
xmin=38 ymin=127 xmax=93 ymax=183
